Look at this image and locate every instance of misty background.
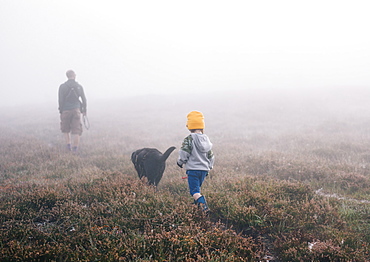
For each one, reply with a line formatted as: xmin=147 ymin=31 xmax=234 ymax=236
xmin=1 ymin=1 xmax=369 ymax=109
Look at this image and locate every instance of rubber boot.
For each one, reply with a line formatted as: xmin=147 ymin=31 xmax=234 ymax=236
xmin=195 ymin=195 xmax=209 ymax=212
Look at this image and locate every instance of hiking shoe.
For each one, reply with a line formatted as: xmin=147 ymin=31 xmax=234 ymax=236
xmin=195 ymin=196 xmax=209 ymax=213
xmin=72 ymin=146 xmax=79 ymax=154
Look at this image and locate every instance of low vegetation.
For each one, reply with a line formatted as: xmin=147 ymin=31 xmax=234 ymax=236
xmin=1 ymin=88 xmax=369 ymax=261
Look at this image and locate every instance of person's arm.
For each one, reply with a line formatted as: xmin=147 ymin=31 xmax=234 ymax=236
xmin=79 ymin=86 xmax=87 ymax=115
xmin=207 ymin=150 xmax=215 ymax=169
xmin=177 ymin=135 xmax=192 ymax=167
xmin=58 ymin=85 xmax=64 ymax=113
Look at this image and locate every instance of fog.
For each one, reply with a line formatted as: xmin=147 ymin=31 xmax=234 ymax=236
xmin=0 ymin=1 xmax=369 ymax=108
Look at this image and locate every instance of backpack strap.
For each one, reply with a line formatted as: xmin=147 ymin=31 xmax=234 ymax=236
xmin=66 ymin=85 xmax=80 ymax=99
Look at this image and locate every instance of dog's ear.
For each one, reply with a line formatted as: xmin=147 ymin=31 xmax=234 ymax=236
xmin=160 ymin=146 xmax=176 ymax=162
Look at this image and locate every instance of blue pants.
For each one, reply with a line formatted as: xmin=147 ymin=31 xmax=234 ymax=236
xmin=186 ymin=170 xmax=208 ymax=196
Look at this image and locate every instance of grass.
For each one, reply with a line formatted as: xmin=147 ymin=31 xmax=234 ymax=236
xmin=1 ymin=88 xmax=370 ymax=261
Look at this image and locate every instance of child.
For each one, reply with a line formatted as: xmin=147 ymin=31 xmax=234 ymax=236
xmin=177 ymin=111 xmax=215 ymax=212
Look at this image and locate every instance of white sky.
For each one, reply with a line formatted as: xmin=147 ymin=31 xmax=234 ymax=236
xmin=0 ymin=0 xmax=369 ymax=106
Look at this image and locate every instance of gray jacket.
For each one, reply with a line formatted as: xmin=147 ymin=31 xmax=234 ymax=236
xmin=177 ymin=133 xmax=215 ymax=171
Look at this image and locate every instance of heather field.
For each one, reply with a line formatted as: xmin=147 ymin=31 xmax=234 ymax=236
xmin=1 ymin=88 xmax=370 ymax=261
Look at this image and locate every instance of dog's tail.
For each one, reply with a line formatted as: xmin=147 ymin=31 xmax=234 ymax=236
xmin=161 ymin=146 xmax=176 ymax=162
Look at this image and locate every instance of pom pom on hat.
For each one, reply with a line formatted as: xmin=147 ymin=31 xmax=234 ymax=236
xmin=186 ymin=111 xmax=205 ymax=130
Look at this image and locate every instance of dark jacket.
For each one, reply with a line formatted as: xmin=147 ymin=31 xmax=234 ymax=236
xmin=58 ymin=79 xmax=87 ymax=113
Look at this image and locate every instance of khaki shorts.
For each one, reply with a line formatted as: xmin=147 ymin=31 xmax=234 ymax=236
xmin=60 ymin=108 xmax=83 ymax=135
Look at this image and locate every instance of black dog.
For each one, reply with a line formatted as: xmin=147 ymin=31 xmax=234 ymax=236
xmin=131 ymin=146 xmax=176 ymax=186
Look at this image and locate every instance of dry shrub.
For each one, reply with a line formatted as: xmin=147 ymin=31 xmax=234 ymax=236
xmin=1 ymin=92 xmax=370 ymax=261
xmin=206 ymin=176 xmax=369 ymax=260
xmin=337 ymin=172 xmax=370 ymax=193
xmin=0 ymin=175 xmax=265 ymax=261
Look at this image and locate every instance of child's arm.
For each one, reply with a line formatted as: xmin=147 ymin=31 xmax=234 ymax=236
xmin=207 ymin=150 xmax=215 ymax=169
xmin=177 ymin=135 xmax=192 ymax=168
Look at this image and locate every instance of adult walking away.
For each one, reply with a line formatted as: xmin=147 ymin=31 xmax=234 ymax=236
xmin=177 ymin=111 xmax=215 ymax=212
xmin=58 ymin=70 xmax=87 ymax=153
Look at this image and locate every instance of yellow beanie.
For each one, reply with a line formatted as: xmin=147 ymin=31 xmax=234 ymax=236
xmin=186 ymin=111 xmax=205 ymax=130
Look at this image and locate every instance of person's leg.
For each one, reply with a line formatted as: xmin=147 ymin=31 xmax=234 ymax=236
xmin=70 ymin=108 xmax=83 ymax=152
xmin=187 ymin=170 xmax=209 ymax=211
xmin=195 ymin=195 xmax=209 ymax=212
xmin=71 ymin=134 xmax=80 ymax=152
xmin=193 ymin=192 xmax=202 ymax=201
xmin=187 ymin=170 xmax=201 ymax=198
xmin=63 ymin=133 xmax=71 ymax=150
xmin=61 ymin=111 xmax=73 ymax=151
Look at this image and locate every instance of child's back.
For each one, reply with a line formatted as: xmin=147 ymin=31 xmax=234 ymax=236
xmin=177 ymin=111 xmax=215 ymax=212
